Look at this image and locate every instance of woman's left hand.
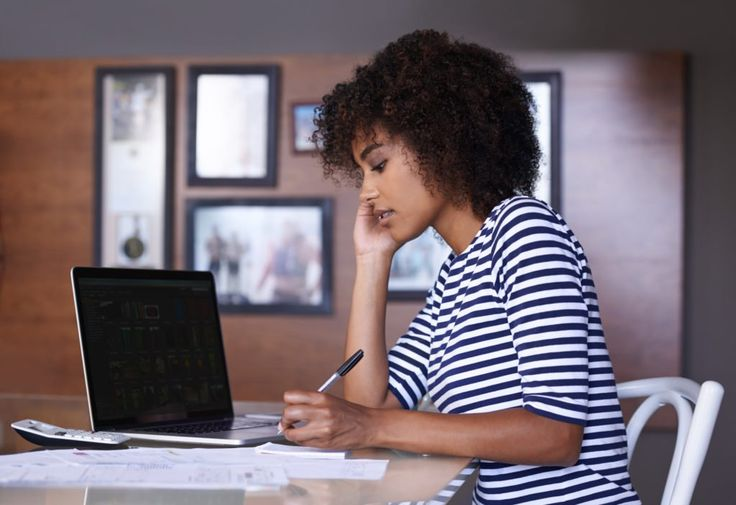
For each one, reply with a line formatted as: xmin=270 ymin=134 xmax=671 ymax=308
xmin=279 ymin=390 xmax=377 ymax=449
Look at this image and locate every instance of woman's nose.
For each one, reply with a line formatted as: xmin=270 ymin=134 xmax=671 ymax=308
xmin=360 ymin=186 xmax=379 ymax=203
xmin=359 ymin=174 xmax=378 ymax=202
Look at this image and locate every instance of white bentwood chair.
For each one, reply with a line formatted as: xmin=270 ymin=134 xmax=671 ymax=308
xmin=616 ymin=377 xmax=724 ymax=505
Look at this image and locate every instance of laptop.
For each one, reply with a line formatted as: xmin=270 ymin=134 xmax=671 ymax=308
xmin=71 ymin=266 xmax=282 ymax=446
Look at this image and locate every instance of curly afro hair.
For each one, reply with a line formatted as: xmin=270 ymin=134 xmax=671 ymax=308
xmin=311 ymin=29 xmax=541 ymax=219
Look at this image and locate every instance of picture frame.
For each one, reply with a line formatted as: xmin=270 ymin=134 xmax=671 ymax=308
xmin=186 ymin=198 xmax=333 ymax=314
xmin=187 ymin=65 xmax=279 ymax=186
xmin=292 ymin=102 xmax=321 ymax=153
xmin=522 ymin=71 xmax=562 ymax=211
xmin=388 ymin=228 xmax=452 ymax=301
xmin=93 ymin=66 xmax=175 ymax=269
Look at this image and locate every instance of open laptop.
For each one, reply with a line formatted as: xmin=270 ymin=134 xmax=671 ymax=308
xmin=71 ymin=266 xmax=282 ymax=446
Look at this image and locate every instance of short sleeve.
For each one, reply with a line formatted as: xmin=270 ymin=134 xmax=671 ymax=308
xmin=387 ymin=289 xmax=437 ymax=410
xmin=495 ymin=201 xmax=590 ymax=425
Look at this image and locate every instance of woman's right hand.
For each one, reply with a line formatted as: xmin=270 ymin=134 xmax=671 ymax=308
xmin=353 ymin=197 xmax=401 ymax=260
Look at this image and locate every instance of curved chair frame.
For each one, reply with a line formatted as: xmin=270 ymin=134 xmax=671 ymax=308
xmin=617 ymin=377 xmax=724 ymax=505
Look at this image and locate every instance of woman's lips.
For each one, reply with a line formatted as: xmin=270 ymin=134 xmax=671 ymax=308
xmin=376 ymin=209 xmax=395 ymax=223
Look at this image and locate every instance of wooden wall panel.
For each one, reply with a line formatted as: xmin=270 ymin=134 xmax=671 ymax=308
xmin=0 ymin=53 xmax=683 ymax=407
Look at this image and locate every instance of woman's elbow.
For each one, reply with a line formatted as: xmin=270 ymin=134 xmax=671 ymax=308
xmin=555 ymin=444 xmax=582 ymax=467
xmin=550 ymin=424 xmax=583 ymax=467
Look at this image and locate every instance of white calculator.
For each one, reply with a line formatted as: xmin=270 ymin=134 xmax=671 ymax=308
xmin=11 ymin=419 xmax=131 ymax=448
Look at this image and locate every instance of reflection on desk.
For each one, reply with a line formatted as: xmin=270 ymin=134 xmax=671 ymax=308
xmin=0 ymin=394 xmax=476 ymax=504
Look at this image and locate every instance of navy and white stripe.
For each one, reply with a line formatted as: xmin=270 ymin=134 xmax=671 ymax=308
xmin=388 ymin=197 xmax=640 ymax=505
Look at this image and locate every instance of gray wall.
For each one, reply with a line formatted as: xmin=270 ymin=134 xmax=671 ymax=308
xmin=1 ymin=1 xmax=733 ymax=503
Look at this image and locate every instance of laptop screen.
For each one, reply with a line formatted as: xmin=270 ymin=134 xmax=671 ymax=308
xmin=72 ymin=268 xmax=233 ymax=429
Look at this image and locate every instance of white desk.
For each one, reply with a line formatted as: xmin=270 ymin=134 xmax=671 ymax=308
xmin=0 ymin=394 xmax=476 ymax=504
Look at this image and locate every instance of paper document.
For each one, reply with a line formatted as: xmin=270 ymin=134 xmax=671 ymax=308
xmin=282 ymin=460 xmax=388 ymax=480
xmin=0 ymin=446 xmax=389 ymax=488
xmin=0 ymin=462 xmax=287 ymax=489
xmin=255 ymin=442 xmax=347 ymax=459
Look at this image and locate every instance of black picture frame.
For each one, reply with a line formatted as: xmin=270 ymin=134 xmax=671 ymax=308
xmin=187 ymin=65 xmax=279 ymax=187
xmin=93 ymin=66 xmax=175 ymax=269
xmin=186 ymin=197 xmax=333 ymax=314
xmin=521 ymin=71 xmax=562 ymax=212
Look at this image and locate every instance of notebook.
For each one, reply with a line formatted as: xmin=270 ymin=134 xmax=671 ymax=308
xmin=71 ymin=266 xmax=282 ymax=446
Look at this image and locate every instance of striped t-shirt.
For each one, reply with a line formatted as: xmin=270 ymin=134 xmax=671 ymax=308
xmin=387 ymin=197 xmax=641 ymax=505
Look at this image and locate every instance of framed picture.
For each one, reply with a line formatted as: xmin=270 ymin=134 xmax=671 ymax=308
xmin=187 ymin=65 xmax=279 ymax=186
xmin=522 ymin=72 xmax=562 ymax=211
xmin=292 ymin=102 xmax=320 ymax=153
xmin=388 ymin=228 xmax=452 ymax=301
xmin=93 ymin=66 xmax=175 ymax=269
xmin=186 ymin=198 xmax=332 ymax=314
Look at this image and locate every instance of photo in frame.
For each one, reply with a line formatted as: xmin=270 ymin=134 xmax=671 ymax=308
xmin=186 ymin=198 xmax=332 ymax=314
xmin=387 ymin=72 xmax=562 ymax=300
xmin=187 ymin=65 xmax=279 ymax=186
xmin=292 ymin=102 xmax=320 ymax=153
xmin=93 ymin=66 xmax=174 ymax=269
xmin=388 ymin=228 xmax=452 ymax=301
xmin=522 ymin=71 xmax=562 ymax=211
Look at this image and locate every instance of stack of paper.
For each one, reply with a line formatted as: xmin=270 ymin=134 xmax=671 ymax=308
xmin=0 ymin=445 xmax=388 ymax=489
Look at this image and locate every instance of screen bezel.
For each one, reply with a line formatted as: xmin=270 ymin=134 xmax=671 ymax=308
xmin=71 ymin=266 xmax=235 ymax=431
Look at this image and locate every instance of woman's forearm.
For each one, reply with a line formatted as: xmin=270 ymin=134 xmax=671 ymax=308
xmin=367 ymin=407 xmax=583 ymax=466
xmin=343 ymin=254 xmax=397 ymax=408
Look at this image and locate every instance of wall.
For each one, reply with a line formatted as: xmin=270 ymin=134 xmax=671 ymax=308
xmin=1 ymin=1 xmax=734 ymax=503
xmin=0 ymin=52 xmax=684 ymax=402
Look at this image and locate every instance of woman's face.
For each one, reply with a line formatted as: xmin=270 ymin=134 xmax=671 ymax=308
xmin=351 ymin=128 xmax=451 ymax=245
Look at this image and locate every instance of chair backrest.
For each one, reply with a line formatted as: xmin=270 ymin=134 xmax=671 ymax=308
xmin=616 ymin=377 xmax=724 ymax=505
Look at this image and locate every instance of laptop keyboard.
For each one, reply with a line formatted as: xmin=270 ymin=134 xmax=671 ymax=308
xmin=145 ymin=418 xmax=274 ymax=435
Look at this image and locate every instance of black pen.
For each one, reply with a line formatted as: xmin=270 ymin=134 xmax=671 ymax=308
xmin=278 ymin=349 xmax=364 ymax=435
xmin=318 ymin=349 xmax=364 ymax=393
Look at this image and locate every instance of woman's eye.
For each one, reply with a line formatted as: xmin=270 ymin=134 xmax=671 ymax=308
xmin=371 ymin=161 xmax=386 ymax=172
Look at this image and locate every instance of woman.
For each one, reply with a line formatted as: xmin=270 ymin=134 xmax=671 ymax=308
xmin=279 ymin=30 xmax=640 ymax=504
